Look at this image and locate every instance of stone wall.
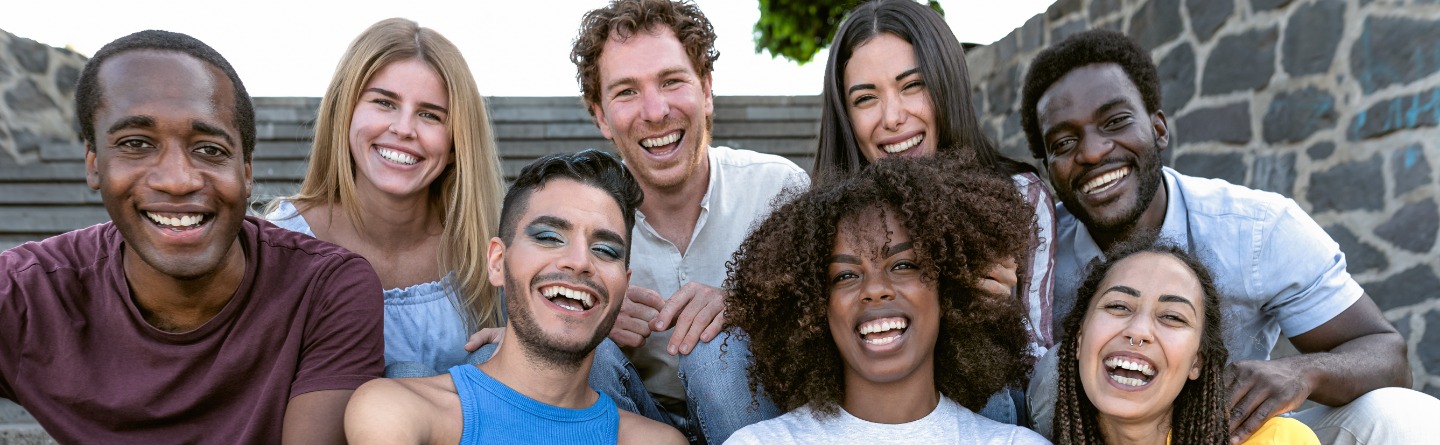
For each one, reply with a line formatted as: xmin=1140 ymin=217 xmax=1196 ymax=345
xmin=0 ymin=29 xmax=86 ymax=166
xmin=966 ymin=0 xmax=1440 ymax=397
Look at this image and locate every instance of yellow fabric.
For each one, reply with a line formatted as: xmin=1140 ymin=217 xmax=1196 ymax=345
xmin=1162 ymin=417 xmax=1319 ymax=445
xmin=1241 ymin=417 xmax=1321 ymax=445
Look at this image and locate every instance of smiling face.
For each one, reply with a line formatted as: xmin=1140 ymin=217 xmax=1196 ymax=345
xmin=1037 ymin=63 xmax=1168 ymax=234
xmin=1076 ymin=252 xmax=1204 ymax=423
xmin=589 ymin=25 xmax=713 ymax=191
xmin=843 ymin=33 xmax=938 ymax=162
xmin=827 ymin=209 xmax=940 ymax=390
xmin=348 ymin=58 xmax=453 ymax=200
xmin=487 ymin=178 xmax=630 ymax=368
xmin=85 ymin=50 xmax=251 ymax=282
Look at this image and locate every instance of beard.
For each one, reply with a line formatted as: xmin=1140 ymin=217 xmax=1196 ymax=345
xmin=1060 ymin=138 xmax=1165 ymax=239
xmin=504 ymin=268 xmax=621 ymax=373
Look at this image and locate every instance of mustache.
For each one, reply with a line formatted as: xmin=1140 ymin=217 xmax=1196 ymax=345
xmin=529 ymin=272 xmax=609 ymax=303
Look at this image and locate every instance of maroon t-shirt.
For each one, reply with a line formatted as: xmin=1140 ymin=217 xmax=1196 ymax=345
xmin=0 ymin=216 xmax=384 ymax=444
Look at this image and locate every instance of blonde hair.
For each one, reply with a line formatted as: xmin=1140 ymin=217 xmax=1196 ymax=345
xmin=281 ymin=18 xmax=505 ymax=331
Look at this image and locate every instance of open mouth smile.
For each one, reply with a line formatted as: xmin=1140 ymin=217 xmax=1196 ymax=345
xmin=145 ymin=211 xmax=210 ymax=232
xmin=857 ymin=316 xmax=909 ymax=346
xmin=1104 ymin=355 xmax=1157 ymax=388
xmin=880 ymin=134 xmax=924 ymax=155
xmin=377 ymin=147 xmax=419 ymax=165
xmin=540 ymin=285 xmax=596 ymax=312
xmin=639 ymin=131 xmax=682 ymax=156
xmin=1080 ymin=166 xmax=1130 ymax=195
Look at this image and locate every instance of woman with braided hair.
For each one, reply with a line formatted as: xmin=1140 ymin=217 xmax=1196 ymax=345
xmin=1053 ymin=243 xmax=1318 ymax=445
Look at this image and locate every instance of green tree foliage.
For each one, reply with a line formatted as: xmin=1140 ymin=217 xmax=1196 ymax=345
xmin=754 ymin=0 xmax=944 ymax=65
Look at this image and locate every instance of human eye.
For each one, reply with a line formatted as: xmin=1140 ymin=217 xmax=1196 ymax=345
xmin=528 ymin=228 xmax=564 ymax=246
xmin=1101 ymin=301 xmax=1132 ymax=315
xmin=892 ymin=260 xmax=919 ymax=271
xmin=591 ymin=242 xmax=625 ymax=261
xmin=115 ymin=138 xmax=154 ymax=150
xmin=903 ymin=79 xmax=926 ymax=92
xmin=420 ymin=110 xmax=445 ymax=123
xmin=1049 ymin=137 xmax=1077 ymax=156
xmin=1160 ymin=311 xmax=1192 ymax=326
xmin=849 ymin=94 xmax=876 ymax=108
xmin=371 ymin=98 xmax=396 ymax=109
xmin=1103 ymin=114 xmax=1133 ymax=130
xmin=830 ymin=270 xmax=859 ymax=285
xmin=194 ymin=144 xmax=231 ymax=159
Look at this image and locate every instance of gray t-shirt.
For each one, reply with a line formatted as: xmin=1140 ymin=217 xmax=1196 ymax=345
xmin=724 ymin=396 xmax=1050 ymax=445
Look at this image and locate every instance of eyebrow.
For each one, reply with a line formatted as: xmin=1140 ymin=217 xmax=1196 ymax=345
xmin=365 ymin=87 xmax=448 ymax=114
xmin=847 ymin=67 xmax=922 ymax=95
xmin=1102 ymin=285 xmax=1198 ymax=311
xmin=106 ymin=115 xmax=235 ymax=146
xmin=603 ymin=67 xmax=691 ymax=94
xmin=829 ymin=241 xmax=915 ymax=264
xmin=106 ymin=115 xmax=156 ymax=135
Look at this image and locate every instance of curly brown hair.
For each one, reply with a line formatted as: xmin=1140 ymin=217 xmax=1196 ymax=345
xmin=724 ymin=154 xmax=1037 ymax=416
xmin=570 ymin=0 xmax=719 ymax=114
xmin=1053 ymin=242 xmax=1229 ymax=445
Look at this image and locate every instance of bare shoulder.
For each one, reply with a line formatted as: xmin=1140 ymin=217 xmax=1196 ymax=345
xmin=346 ymin=375 xmax=463 ymax=445
xmin=617 ymin=409 xmax=687 ymax=445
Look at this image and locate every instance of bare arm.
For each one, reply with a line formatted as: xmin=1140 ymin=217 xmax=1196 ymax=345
xmin=1226 ymin=293 xmax=1407 ymax=442
xmin=343 ymin=379 xmax=437 ymax=445
xmin=617 ymin=409 xmax=687 ymax=445
xmin=283 ymin=389 xmax=354 ymax=445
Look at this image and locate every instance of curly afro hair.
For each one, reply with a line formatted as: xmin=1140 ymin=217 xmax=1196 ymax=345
xmin=1020 ymin=29 xmax=1161 ymax=162
xmin=1052 ymin=241 xmax=1229 ymax=445
xmin=724 ymin=153 xmax=1037 ymax=416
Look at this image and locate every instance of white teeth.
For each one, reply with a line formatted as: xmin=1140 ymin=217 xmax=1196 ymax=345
xmin=864 ymin=335 xmax=899 ymax=345
xmin=146 ymin=212 xmax=204 ymax=228
xmin=1109 ymin=374 xmax=1147 ymax=387
xmin=1081 ymin=167 xmax=1130 ymax=194
xmin=640 ymin=132 xmax=681 ymax=148
xmin=858 ymin=318 xmax=908 ymax=336
xmin=541 ymin=285 xmax=594 ymax=311
xmin=1104 ymin=357 xmax=1156 ymax=376
xmin=377 ymin=147 xmax=418 ymax=165
xmin=881 ymin=134 xmax=924 ymax=154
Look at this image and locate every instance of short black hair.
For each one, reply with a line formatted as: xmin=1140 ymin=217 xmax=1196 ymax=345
xmin=1021 ymin=29 xmax=1161 ymax=161
xmin=498 ymin=149 xmax=645 ymax=262
xmin=75 ymin=30 xmax=256 ymax=161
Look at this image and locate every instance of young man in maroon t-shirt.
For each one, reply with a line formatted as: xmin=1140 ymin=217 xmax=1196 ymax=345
xmin=0 ymin=30 xmax=383 ymax=444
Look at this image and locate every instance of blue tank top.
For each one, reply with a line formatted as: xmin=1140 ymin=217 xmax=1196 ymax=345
xmin=449 ymin=364 xmax=619 ymax=444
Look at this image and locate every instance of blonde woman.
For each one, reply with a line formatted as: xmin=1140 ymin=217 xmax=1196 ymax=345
xmin=268 ymin=18 xmax=505 ymax=377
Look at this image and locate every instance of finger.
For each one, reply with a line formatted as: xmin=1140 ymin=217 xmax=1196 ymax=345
xmin=699 ymin=310 xmax=725 ymax=343
xmin=1230 ymin=398 xmax=1278 ymax=445
xmin=655 ymin=287 xmax=697 ymax=332
xmin=464 ymin=327 xmax=504 ymax=352
xmin=626 ymin=286 xmax=666 ymax=311
xmin=608 ymin=327 xmax=646 ymax=348
xmin=621 ymin=297 xmax=660 ymax=323
xmin=1226 ymin=384 xmax=1266 ymax=434
xmin=671 ymin=297 xmax=723 ymax=355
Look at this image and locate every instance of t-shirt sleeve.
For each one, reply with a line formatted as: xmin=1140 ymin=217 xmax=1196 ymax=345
xmin=1256 ymin=202 xmax=1364 ymax=337
xmin=290 ymin=256 xmax=384 ymax=396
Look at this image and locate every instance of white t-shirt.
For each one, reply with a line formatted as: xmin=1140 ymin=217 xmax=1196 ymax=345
xmin=724 ymin=396 xmax=1050 ymax=445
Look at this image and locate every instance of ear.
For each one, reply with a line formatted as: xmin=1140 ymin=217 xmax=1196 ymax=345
xmin=486 ymin=237 xmax=507 ymax=287
xmin=1152 ymin=110 xmax=1169 ymax=152
xmin=243 ymin=160 xmax=253 ymax=199
xmin=85 ymin=145 xmax=100 ymax=190
xmin=702 ymin=75 xmax=715 ymax=117
xmin=591 ymin=101 xmax=613 ymax=140
xmin=1188 ymin=356 xmax=1203 ymax=381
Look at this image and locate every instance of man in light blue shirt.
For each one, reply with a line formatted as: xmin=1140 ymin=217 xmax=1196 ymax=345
xmin=1019 ymin=29 xmax=1439 ymax=444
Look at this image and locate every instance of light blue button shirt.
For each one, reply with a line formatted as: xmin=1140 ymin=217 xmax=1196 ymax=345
xmin=1051 ymin=167 xmax=1362 ymax=362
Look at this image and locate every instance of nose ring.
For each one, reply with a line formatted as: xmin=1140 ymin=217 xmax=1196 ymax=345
xmin=1128 ymin=336 xmax=1146 ymax=347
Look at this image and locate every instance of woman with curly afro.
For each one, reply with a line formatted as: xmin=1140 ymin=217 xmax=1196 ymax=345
xmin=1053 ymin=242 xmax=1318 ymax=445
xmin=722 ymin=157 xmax=1047 ymax=444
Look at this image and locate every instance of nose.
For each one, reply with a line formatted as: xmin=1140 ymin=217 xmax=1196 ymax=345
xmin=389 ymin=112 xmax=417 ymax=139
xmin=1074 ymin=130 xmax=1114 ymax=165
xmin=555 ymin=241 xmax=594 ymax=277
xmin=639 ymin=87 xmax=670 ymax=123
xmin=147 ymin=146 xmax=204 ymax=196
xmin=1120 ymin=314 xmax=1156 ymax=347
xmin=881 ymin=94 xmax=908 ymax=131
xmin=860 ymin=273 xmax=896 ymax=303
